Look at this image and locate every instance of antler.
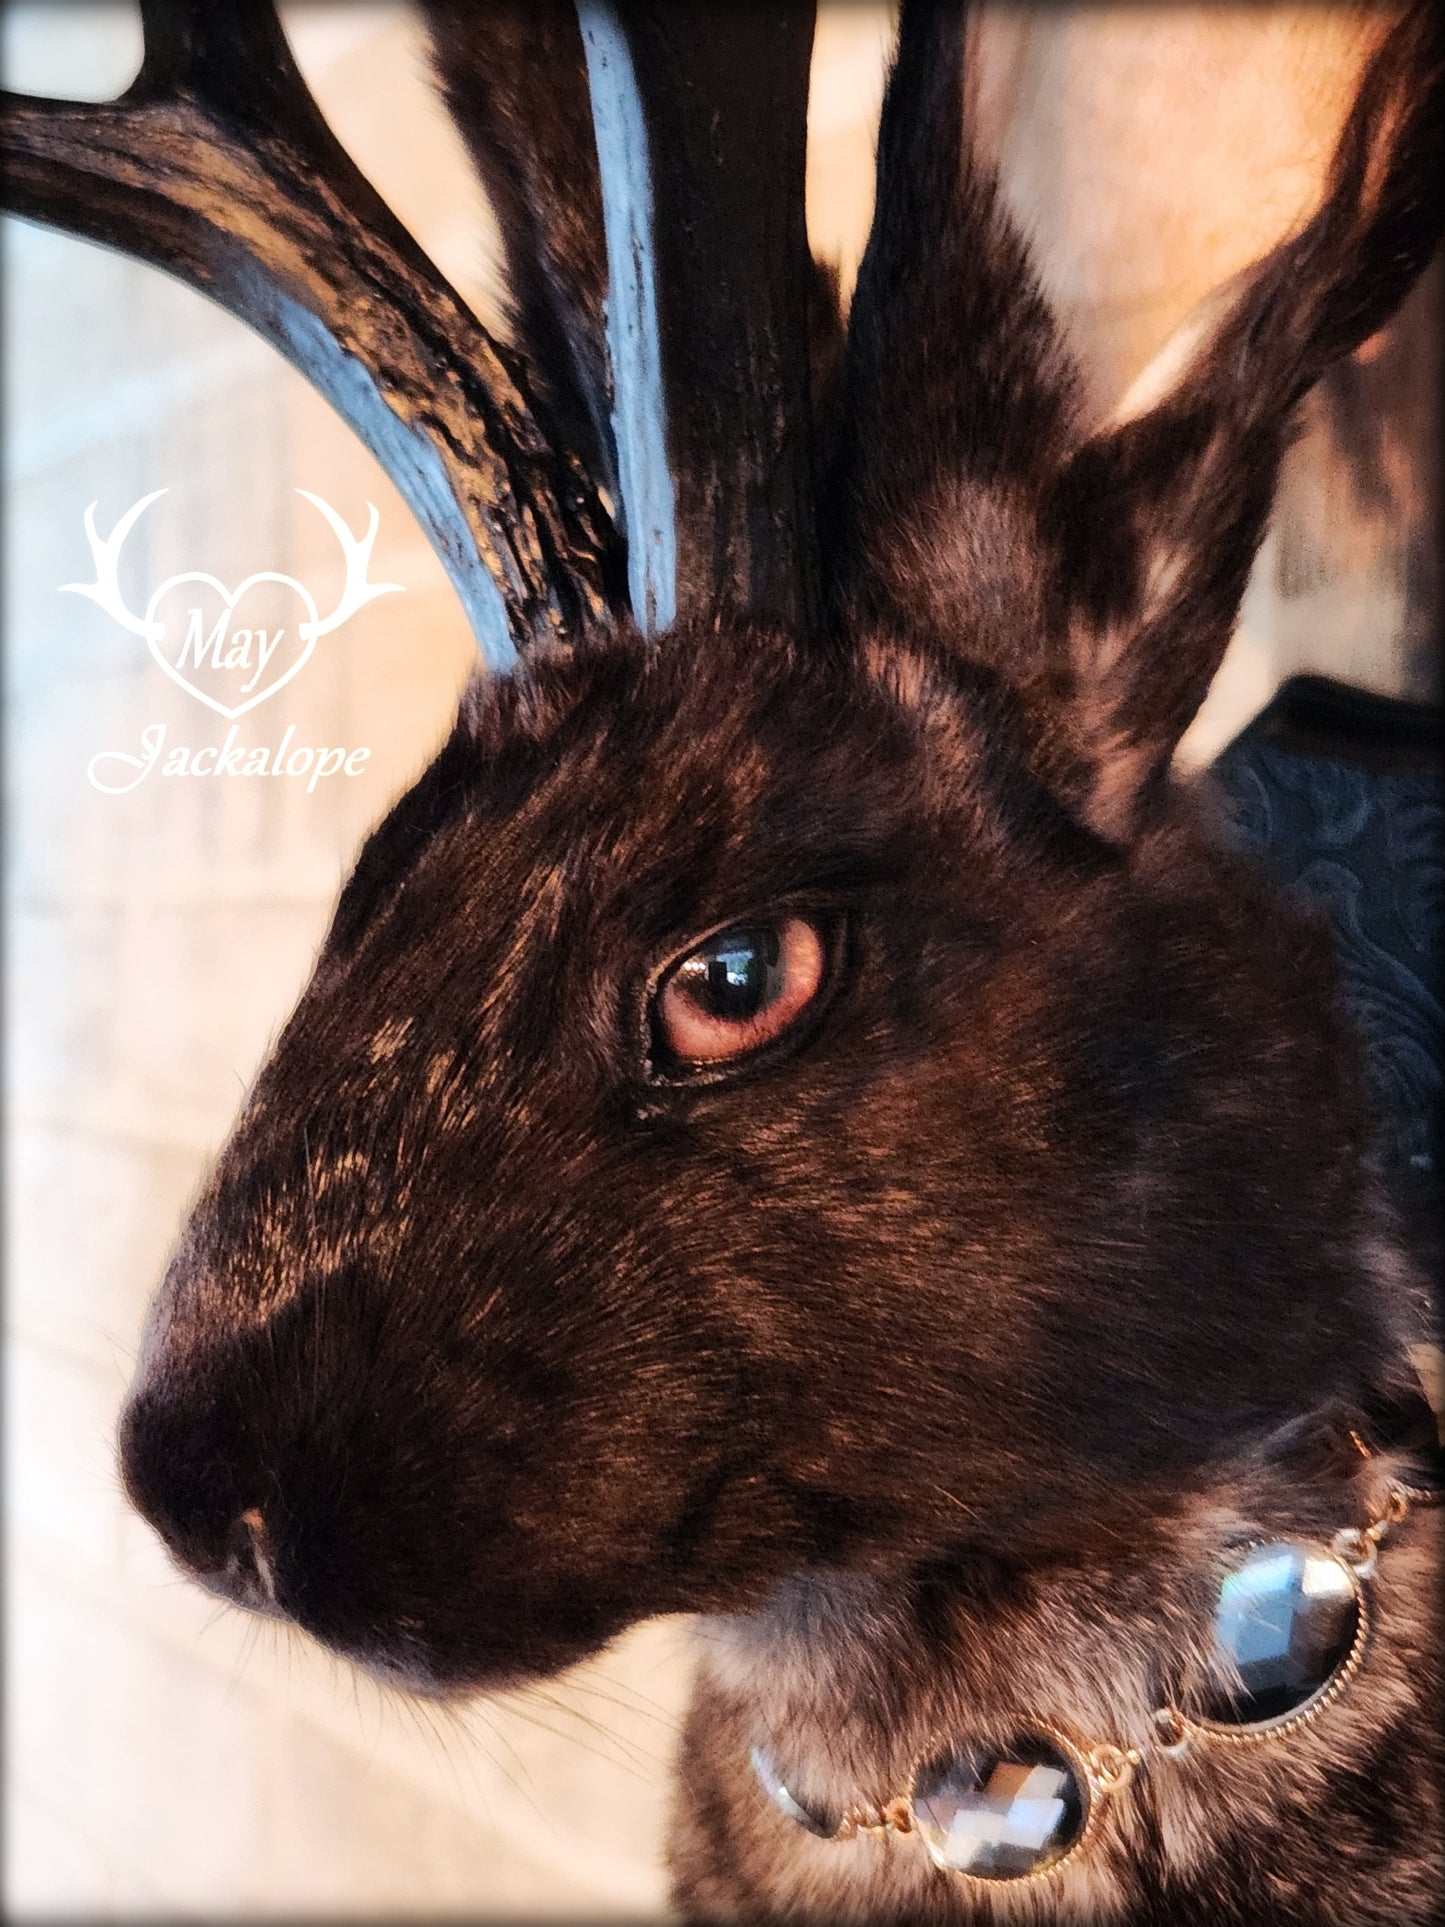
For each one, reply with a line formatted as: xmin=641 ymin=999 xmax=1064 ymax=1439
xmin=1 ymin=0 xmax=623 ymax=669
xmin=428 ymin=2 xmax=823 ymax=639
xmin=599 ymin=4 xmax=822 ymax=634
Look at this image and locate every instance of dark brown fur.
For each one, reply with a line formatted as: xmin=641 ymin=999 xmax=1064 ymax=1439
xmin=113 ymin=5 xmax=1444 ymax=1920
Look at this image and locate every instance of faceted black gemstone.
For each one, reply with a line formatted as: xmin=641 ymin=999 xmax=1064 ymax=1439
xmin=1199 ymin=1540 xmax=1361 ymax=1727
xmin=911 ymin=1733 xmax=1087 ymax=1880
xmin=749 ymin=1745 xmax=838 ymax=1838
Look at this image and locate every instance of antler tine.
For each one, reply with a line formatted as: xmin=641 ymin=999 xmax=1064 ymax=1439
xmin=1 ymin=0 xmax=622 ymax=669
xmin=584 ymin=4 xmax=822 ymax=636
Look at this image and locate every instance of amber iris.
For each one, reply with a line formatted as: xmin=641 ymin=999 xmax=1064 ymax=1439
xmin=656 ymin=915 xmax=825 ymax=1064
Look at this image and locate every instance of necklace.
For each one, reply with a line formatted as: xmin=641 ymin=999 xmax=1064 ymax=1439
xmin=749 ymin=1453 xmax=1440 ymax=1887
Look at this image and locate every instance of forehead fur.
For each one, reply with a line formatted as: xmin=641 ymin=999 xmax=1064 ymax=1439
xmin=452 ymin=620 xmax=1080 ymax=873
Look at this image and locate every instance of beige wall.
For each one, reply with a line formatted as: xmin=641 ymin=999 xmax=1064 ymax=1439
xmin=2 ymin=5 xmax=1428 ymax=1920
xmin=4 ymin=8 xmax=702 ymax=1917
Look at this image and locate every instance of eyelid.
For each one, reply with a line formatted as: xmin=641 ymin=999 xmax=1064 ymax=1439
xmin=659 ymin=917 xmax=823 ymax=1063
xmin=641 ymin=907 xmax=844 ymax=1087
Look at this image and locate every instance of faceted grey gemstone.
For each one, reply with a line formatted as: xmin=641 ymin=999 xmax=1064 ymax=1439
xmin=749 ymin=1745 xmax=838 ymax=1838
xmin=1201 ymin=1539 xmax=1360 ymax=1726
xmin=911 ymin=1734 xmax=1087 ymax=1880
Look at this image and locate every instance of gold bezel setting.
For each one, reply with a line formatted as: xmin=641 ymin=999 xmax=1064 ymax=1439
xmin=905 ymin=1723 xmax=1099 ymax=1886
xmin=1160 ymin=1545 xmax=1370 ymax=1751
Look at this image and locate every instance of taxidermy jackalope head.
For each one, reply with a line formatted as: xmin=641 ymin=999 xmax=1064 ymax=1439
xmin=4 ymin=0 xmax=1440 ymax=1725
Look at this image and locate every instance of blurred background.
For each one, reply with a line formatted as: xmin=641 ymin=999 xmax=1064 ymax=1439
xmin=3 ymin=4 xmax=1436 ymax=1919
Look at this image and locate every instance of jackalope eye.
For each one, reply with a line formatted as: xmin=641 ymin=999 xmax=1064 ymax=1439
xmin=654 ymin=916 xmax=827 ymax=1067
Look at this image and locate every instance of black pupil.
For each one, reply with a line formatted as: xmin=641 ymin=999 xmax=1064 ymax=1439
xmin=677 ymin=926 xmax=782 ymax=1023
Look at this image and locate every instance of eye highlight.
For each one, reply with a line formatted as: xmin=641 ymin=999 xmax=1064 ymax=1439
xmin=653 ymin=916 xmax=827 ymax=1068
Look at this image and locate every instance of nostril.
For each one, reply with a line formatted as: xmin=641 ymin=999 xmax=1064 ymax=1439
xmin=117 ymin=1389 xmax=285 ymax=1613
xmin=218 ymin=1506 xmax=282 ymax=1616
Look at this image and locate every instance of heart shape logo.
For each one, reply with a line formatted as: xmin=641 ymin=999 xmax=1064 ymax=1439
xmin=63 ymin=491 xmax=403 ymax=714
xmin=144 ymin=572 xmax=320 ymax=719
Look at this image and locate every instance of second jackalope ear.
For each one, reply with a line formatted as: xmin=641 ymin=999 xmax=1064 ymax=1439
xmin=835 ymin=2 xmax=1441 ymax=848
xmin=1042 ymin=3 xmax=1443 ymax=842
xmin=426 ymin=1 xmax=825 ymax=640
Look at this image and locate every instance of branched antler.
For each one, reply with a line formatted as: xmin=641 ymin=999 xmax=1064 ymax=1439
xmin=1 ymin=0 xmax=622 ymax=667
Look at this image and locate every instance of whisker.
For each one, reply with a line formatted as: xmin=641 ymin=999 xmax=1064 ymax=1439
xmin=506 ymin=1686 xmax=663 ymax=1782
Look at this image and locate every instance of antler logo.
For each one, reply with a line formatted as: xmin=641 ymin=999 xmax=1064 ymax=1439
xmin=62 ymin=490 xmax=402 ymax=719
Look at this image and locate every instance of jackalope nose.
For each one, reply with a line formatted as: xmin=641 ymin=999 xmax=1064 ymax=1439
xmin=118 ymin=1391 xmax=283 ymax=1616
xmin=206 ymin=1506 xmax=283 ymax=1617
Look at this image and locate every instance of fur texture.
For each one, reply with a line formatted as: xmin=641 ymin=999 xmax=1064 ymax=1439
xmin=117 ymin=4 xmax=1444 ymax=1919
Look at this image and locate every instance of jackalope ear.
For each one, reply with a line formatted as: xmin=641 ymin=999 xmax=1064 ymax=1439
xmin=837 ymin=2 xmax=1442 ymax=842
xmin=1041 ymin=1 xmax=1443 ymax=840
xmin=830 ymin=2 xmax=1085 ymax=717
xmin=427 ymin=2 xmax=827 ymax=637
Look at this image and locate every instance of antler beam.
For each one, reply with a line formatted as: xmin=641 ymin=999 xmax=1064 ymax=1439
xmin=1 ymin=0 xmax=622 ymax=668
xmin=607 ymin=4 xmax=821 ymax=635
